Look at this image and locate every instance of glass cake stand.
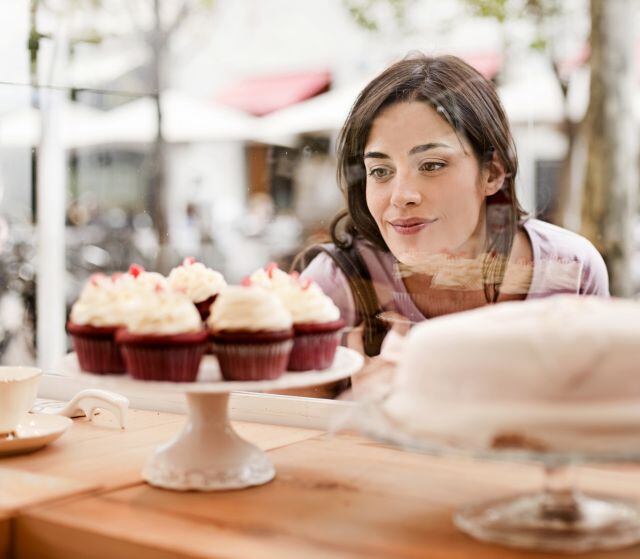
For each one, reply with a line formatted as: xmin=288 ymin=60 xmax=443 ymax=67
xmin=62 ymin=347 xmax=363 ymax=492
xmin=356 ymin=400 xmax=640 ymax=554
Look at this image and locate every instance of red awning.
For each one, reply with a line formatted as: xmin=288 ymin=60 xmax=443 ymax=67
xmin=216 ymin=70 xmax=332 ymax=116
xmin=557 ymin=45 xmax=590 ymax=78
xmin=460 ymin=52 xmax=503 ymax=80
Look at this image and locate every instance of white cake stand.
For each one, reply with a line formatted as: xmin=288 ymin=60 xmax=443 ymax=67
xmin=62 ymin=347 xmax=363 ymax=491
xmin=357 ymin=400 xmax=640 ymax=554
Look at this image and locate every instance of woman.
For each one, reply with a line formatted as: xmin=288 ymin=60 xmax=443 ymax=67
xmin=298 ymin=54 xmax=609 ymax=363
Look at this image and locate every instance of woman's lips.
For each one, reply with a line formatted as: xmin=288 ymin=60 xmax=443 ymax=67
xmin=388 ymin=218 xmax=437 ymax=235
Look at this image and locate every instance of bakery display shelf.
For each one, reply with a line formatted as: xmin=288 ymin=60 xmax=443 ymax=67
xmin=61 ymin=348 xmax=363 ymax=492
xmin=357 ymin=399 xmax=640 ymax=554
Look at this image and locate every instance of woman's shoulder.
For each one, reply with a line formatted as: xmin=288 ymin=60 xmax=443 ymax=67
xmin=298 ymin=244 xmax=351 ymax=291
xmin=524 ymin=218 xmax=602 ymax=260
xmin=299 ymin=240 xmax=393 ymax=279
xmin=298 ymin=240 xmax=397 ymax=325
xmin=298 ymin=244 xmax=358 ymax=326
xmin=523 ymin=218 xmax=609 ymax=296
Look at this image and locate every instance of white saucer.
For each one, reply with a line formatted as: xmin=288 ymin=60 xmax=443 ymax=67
xmin=0 ymin=414 xmax=72 ymax=457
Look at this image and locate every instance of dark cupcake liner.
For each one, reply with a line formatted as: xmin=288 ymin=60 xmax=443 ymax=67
xmin=67 ymin=322 xmax=126 ymax=374
xmin=116 ymin=330 xmax=207 ymax=382
xmin=287 ymin=319 xmax=344 ymax=372
xmin=292 ymin=319 xmax=345 ymax=336
xmin=211 ymin=329 xmax=293 ymax=345
xmin=211 ymin=334 xmax=293 ymax=381
xmin=288 ymin=330 xmax=341 ymax=372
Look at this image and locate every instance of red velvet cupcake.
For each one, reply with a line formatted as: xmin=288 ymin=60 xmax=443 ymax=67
xmin=68 ymin=274 xmax=127 ymax=374
xmin=207 ymin=286 xmax=293 ymax=381
xmin=249 ymin=266 xmax=344 ymax=371
xmin=116 ymin=289 xmax=207 ymax=382
xmin=168 ymin=257 xmax=227 ymax=321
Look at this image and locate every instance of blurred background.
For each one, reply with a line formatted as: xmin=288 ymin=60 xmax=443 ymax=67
xmin=0 ymin=0 xmax=637 ymax=368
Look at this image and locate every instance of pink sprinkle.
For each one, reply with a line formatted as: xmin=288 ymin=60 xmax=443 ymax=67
xmin=128 ymin=264 xmax=144 ymax=278
xmin=154 ymin=283 xmax=165 ymax=293
xmin=301 ymin=278 xmax=313 ymax=290
xmin=241 ymin=276 xmax=252 ymax=287
xmin=89 ymin=273 xmax=105 ymax=286
xmin=266 ymin=262 xmax=278 ymax=278
xmin=290 ymin=271 xmax=300 ymax=280
xmin=183 ymin=257 xmax=196 ymax=266
xmin=111 ymin=272 xmax=123 ymax=282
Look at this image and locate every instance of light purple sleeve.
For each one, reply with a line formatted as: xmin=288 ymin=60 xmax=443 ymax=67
xmin=299 ymin=253 xmax=358 ymax=327
xmin=579 ymin=242 xmax=610 ymax=296
xmin=525 ymin=219 xmax=610 ymax=298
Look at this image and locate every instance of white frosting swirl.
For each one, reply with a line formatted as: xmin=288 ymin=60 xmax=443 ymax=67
xmin=108 ymin=271 xmax=170 ymax=321
xmin=116 ymin=271 xmax=168 ymax=293
xmin=276 ymin=281 xmax=341 ymax=324
xmin=168 ymin=261 xmax=227 ymax=303
xmin=249 ymin=266 xmax=296 ymax=290
xmin=125 ymin=290 xmax=203 ymax=335
xmin=207 ymin=286 xmax=292 ymax=332
xmin=70 ymin=274 xmax=131 ymax=327
xmin=249 ymin=265 xmax=340 ymax=324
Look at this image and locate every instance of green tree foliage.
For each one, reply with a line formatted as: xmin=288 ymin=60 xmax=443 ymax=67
xmin=342 ymin=0 xmax=411 ymax=32
xmin=463 ymin=0 xmax=562 ymax=53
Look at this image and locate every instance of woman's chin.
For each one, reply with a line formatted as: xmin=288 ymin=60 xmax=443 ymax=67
xmin=386 ymin=231 xmax=476 ymax=267
xmin=385 ymin=230 xmax=443 ymax=265
xmin=393 ymin=247 xmax=443 ymax=267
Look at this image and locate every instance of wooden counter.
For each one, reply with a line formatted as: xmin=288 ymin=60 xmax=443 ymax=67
xmin=1 ymin=408 xmax=321 ymax=493
xmin=1 ymin=409 xmax=184 ymax=492
xmin=0 ymin=408 xmax=321 ymax=559
xmin=0 ymin=516 xmax=8 ymax=559
xmin=11 ymin=430 xmax=640 ymax=559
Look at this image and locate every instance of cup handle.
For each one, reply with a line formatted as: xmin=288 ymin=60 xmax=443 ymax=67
xmin=32 ymin=389 xmax=129 ymax=429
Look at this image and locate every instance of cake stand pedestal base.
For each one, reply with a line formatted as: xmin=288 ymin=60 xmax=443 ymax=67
xmin=142 ymin=393 xmax=275 ymax=491
xmin=455 ymin=490 xmax=640 ymax=553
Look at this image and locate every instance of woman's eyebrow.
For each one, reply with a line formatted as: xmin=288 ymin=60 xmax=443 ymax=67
xmin=364 ymin=142 xmax=453 ymax=160
xmin=408 ymin=142 xmax=452 ymax=155
xmin=363 ymin=151 xmax=389 ymax=160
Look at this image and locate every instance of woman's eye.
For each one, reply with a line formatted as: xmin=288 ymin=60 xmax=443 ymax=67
xmin=367 ymin=167 xmax=390 ymax=179
xmin=420 ymin=161 xmax=445 ymax=172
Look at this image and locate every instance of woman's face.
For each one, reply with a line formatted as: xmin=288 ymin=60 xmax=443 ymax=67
xmin=363 ymin=101 xmax=500 ymax=265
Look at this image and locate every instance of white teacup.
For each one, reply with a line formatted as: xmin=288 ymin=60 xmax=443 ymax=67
xmin=0 ymin=367 xmax=42 ymax=435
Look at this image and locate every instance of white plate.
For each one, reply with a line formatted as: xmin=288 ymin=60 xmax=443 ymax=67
xmin=0 ymin=414 xmax=72 ymax=457
xmin=60 ymin=346 xmax=364 ymax=394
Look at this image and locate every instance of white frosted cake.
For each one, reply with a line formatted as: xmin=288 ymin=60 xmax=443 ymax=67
xmin=383 ymin=295 xmax=640 ymax=453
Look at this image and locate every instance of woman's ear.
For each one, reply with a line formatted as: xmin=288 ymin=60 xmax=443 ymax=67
xmin=482 ymin=155 xmax=507 ymax=197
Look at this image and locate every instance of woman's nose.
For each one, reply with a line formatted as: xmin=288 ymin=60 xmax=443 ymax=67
xmin=390 ymin=178 xmax=421 ymax=208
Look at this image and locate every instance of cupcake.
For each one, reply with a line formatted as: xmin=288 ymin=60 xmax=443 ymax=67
xmin=207 ymin=286 xmax=293 ymax=381
xmin=116 ymin=288 xmax=207 ymax=382
xmin=249 ymin=264 xmax=344 ymax=371
xmin=67 ymin=274 xmax=127 ymax=374
xmin=279 ymin=279 xmax=344 ymax=371
xmin=168 ymin=257 xmax=227 ymax=321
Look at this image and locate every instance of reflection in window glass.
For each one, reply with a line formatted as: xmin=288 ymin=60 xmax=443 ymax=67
xmin=0 ymin=1 xmax=637 ymax=402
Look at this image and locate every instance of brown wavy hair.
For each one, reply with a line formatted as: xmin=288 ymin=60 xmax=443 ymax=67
xmin=333 ymin=53 xmax=527 ymax=302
